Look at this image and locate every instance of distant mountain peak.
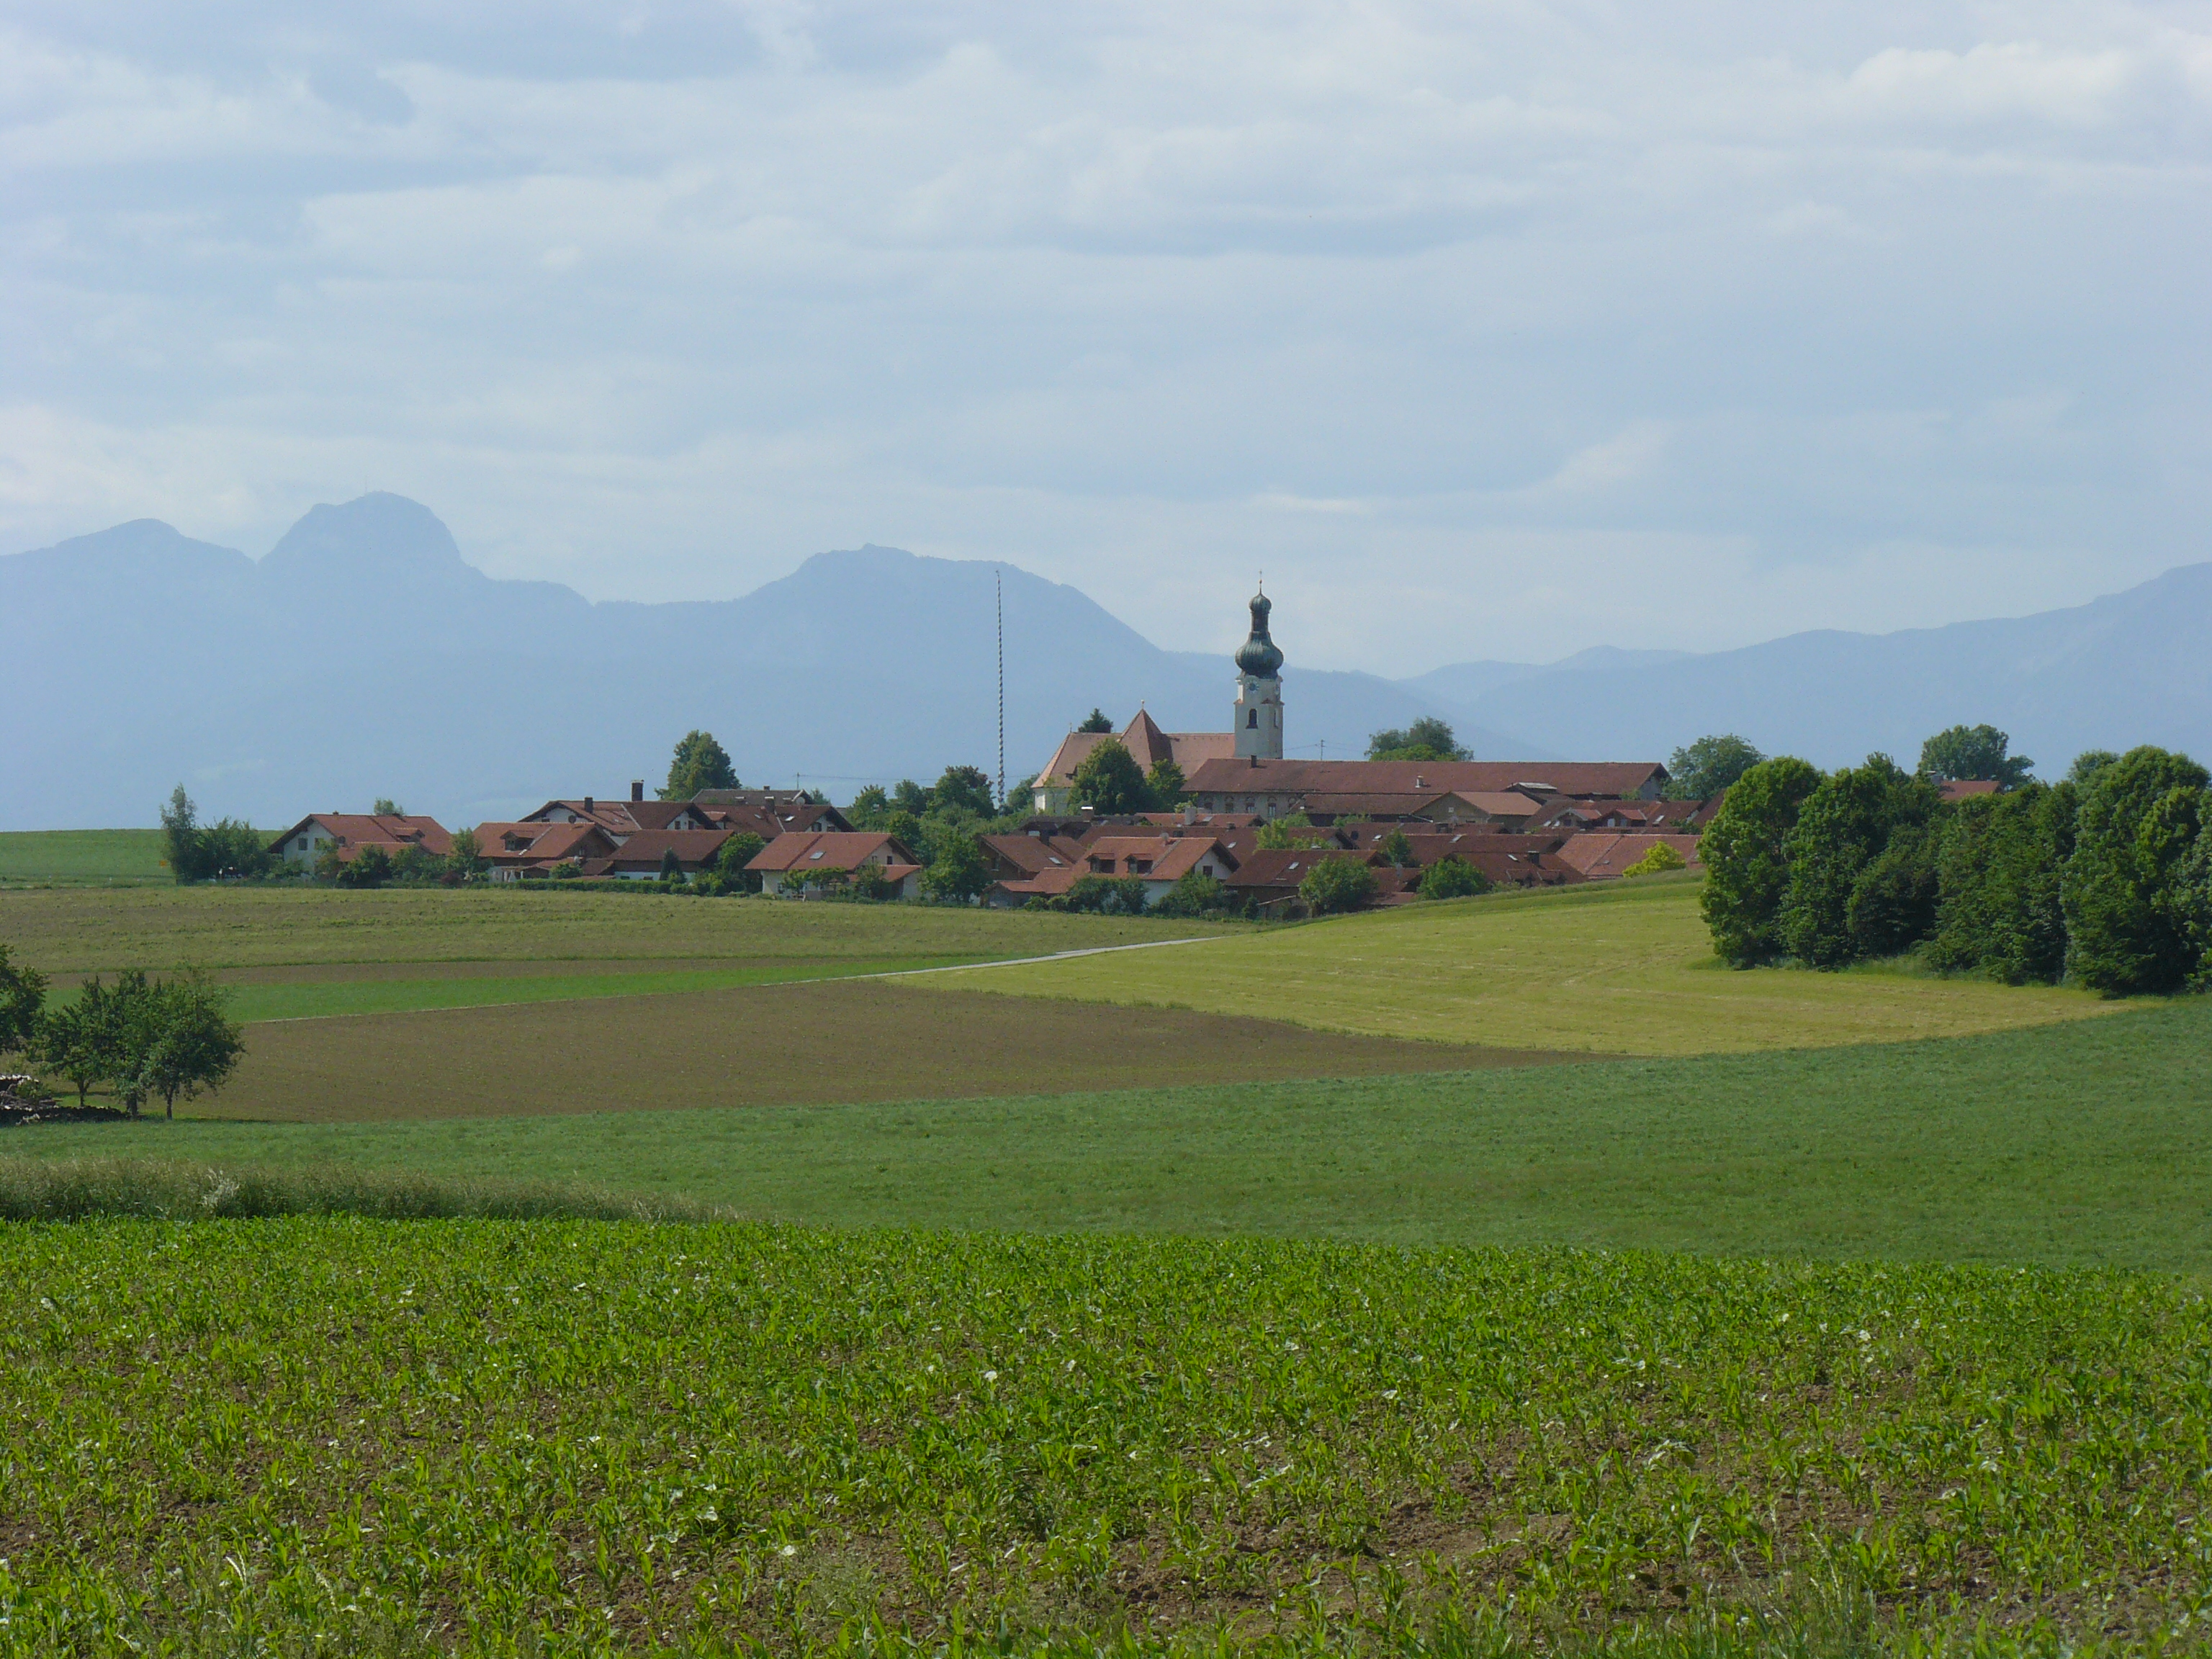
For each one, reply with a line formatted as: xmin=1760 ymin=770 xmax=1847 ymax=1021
xmin=260 ymin=493 xmax=477 ymax=583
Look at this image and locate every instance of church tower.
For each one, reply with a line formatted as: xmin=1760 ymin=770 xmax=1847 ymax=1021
xmin=1233 ymin=585 xmax=1285 ymax=760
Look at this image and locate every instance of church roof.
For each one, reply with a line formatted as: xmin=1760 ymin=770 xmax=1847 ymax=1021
xmin=1234 ymin=590 xmax=1284 ymax=678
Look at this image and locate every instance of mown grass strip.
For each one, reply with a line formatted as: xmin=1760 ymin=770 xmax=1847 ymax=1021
xmin=0 ymin=1218 xmax=2203 ymax=1655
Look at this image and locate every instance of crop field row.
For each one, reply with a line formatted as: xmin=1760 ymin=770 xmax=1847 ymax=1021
xmin=930 ymin=878 xmax=2121 ymax=1055
xmin=2 ymin=1220 xmax=2205 ymax=1657
xmin=13 ymin=999 xmax=2208 ymax=1272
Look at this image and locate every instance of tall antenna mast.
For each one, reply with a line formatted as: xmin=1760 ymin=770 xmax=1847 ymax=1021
xmin=996 ymin=569 xmax=1006 ymax=811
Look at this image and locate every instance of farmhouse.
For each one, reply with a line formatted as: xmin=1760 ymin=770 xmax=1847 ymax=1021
xmin=524 ymin=783 xmax=848 ymax=842
xmin=748 ymin=831 xmax=923 ymax=898
xmin=269 ymin=813 xmax=453 ymax=868
xmin=469 ymin=821 xmax=623 ymax=881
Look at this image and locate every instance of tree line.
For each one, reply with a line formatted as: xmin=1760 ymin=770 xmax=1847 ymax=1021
xmin=1699 ymin=728 xmax=2212 ymax=994
xmin=0 ymin=948 xmax=245 ymax=1117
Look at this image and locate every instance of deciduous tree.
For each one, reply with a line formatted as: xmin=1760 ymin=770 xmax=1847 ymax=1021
xmin=1071 ymin=739 xmax=1150 ymax=815
xmin=1697 ymin=756 xmax=1822 ymax=966
xmin=1300 ymin=857 xmax=1378 ymax=915
xmin=660 ymin=730 xmax=739 ymax=799
xmin=1367 ymin=718 xmax=1468 ymax=762
xmin=1919 ymin=724 xmax=2035 ymax=790
xmin=1418 ymin=855 xmax=1491 ymax=899
xmin=932 ymin=765 xmax=997 ymax=818
xmin=0 ymin=944 xmax=46 ymax=1061
xmin=138 ymin=972 xmax=244 ymax=1120
xmin=920 ymin=832 xmax=993 ymax=903
xmin=2063 ymin=746 xmax=2211 ymax=995
xmin=1779 ymin=755 xmax=1941 ymax=967
xmin=1146 ymin=760 xmax=1187 ymax=807
xmin=1665 ymin=735 xmax=1763 ymax=801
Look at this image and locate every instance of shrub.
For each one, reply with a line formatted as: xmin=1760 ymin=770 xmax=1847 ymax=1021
xmin=2063 ymin=746 xmax=2211 ymax=995
xmin=389 ymin=844 xmax=441 ymax=883
xmin=1698 ymin=757 xmax=1822 ymax=965
xmin=1622 ymin=842 xmax=1687 ymax=878
xmin=1150 ymin=870 xmax=1239 ymax=917
xmin=920 ymin=832 xmax=992 ymax=903
xmin=1300 ymin=858 xmax=1378 ymax=916
xmin=1418 ymin=855 xmax=1492 ymax=899
xmin=334 ymin=845 xmax=394 ymax=889
xmin=549 ymin=861 xmax=583 ymax=880
xmin=1056 ymin=875 xmax=1149 ymax=915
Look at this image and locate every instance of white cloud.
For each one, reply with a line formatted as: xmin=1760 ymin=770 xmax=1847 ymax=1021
xmin=1 ymin=0 xmax=2207 ymax=671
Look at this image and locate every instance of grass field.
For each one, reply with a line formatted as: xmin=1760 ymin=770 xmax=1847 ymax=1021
xmin=0 ymin=883 xmax=1239 ymax=976
xmin=0 ymin=827 xmax=168 ymax=886
xmin=2 ymin=1220 xmax=2203 ymax=1655
xmin=13 ymin=999 xmax=2208 ymax=1272
xmin=927 ymin=876 xmax=2121 ymax=1055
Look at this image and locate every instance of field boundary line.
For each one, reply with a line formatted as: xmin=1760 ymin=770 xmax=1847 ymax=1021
xmin=855 ymin=935 xmax=1229 ymax=981
xmin=243 ymin=935 xmax=1232 ymax=1023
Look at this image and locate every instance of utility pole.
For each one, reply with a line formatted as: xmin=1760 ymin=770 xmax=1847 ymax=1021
xmin=997 ymin=569 xmax=1006 ymax=811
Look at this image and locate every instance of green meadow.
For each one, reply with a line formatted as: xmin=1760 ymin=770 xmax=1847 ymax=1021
xmin=0 ymin=827 xmax=170 ymax=886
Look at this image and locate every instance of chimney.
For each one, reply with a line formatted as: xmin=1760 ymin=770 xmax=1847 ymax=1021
xmin=584 ymin=796 xmax=594 ymax=814
xmin=631 ymin=781 xmax=644 ymax=803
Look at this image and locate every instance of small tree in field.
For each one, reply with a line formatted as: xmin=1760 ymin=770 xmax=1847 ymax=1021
xmin=0 ymin=944 xmax=46 ymax=1063
xmin=138 ymin=973 xmax=244 ymax=1120
xmin=1300 ymin=858 xmax=1378 ymax=915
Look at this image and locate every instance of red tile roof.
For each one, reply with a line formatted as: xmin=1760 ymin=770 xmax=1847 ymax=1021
xmin=747 ymin=831 xmax=918 ymax=873
xmin=1551 ymin=832 xmax=1705 ymax=878
xmin=1184 ymin=758 xmax=1668 ymax=801
xmin=266 ymin=814 xmax=454 ymax=857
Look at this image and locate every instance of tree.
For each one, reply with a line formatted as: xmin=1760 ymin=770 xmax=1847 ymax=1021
xmin=35 ymin=974 xmax=135 ymax=1108
xmin=0 ymin=944 xmax=47 ymax=1061
xmin=1697 ymin=756 xmax=1822 ymax=966
xmin=447 ymin=829 xmax=486 ymax=881
xmin=1925 ymin=783 xmax=2077 ymax=985
xmin=201 ymin=819 xmax=271 ymax=879
xmin=1146 ymin=760 xmax=1188 ymax=808
xmin=2063 ymin=747 xmax=2211 ymax=995
xmin=848 ymin=786 xmax=891 ymax=829
xmin=372 ymin=797 xmax=403 ymax=816
xmin=716 ymin=832 xmax=766 ymax=892
xmin=1076 ymin=709 xmax=1115 ymax=734
xmin=1071 ymin=738 xmax=1151 ymax=815
xmin=884 ymin=810 xmax=925 ymax=861
xmin=335 ymin=845 xmax=393 ymax=889
xmin=920 ymin=832 xmax=993 ymax=903
xmin=2069 ymin=751 xmax=2121 ymax=788
xmin=1367 ymin=718 xmax=1468 ymax=762
xmin=1419 ymin=855 xmax=1491 ymax=900
xmin=1778 ymin=755 xmax=1941 ymax=968
xmin=932 ymin=765 xmax=997 ymax=818
xmin=891 ymin=779 xmax=933 ymax=817
xmin=658 ymin=848 xmax=684 ymax=883
xmin=1622 ymin=842 xmax=1688 ymax=877
xmin=136 ymin=972 xmax=244 ymax=1120
xmin=1300 ymin=857 xmax=1378 ymax=915
xmin=1256 ymin=812 xmax=1328 ymax=850
xmin=160 ymin=786 xmax=206 ymax=883
xmin=660 ymin=730 xmax=739 ymax=799
xmin=1919 ymin=724 xmax=2035 ymax=790
xmin=1665 ymin=735 xmax=1764 ymax=801
xmin=1376 ymin=828 xmax=1415 ymax=868
xmin=1843 ymin=822 xmax=1943 ymax=958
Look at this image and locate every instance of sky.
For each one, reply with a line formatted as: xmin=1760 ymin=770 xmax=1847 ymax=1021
xmin=4 ymin=0 xmax=2209 ymax=673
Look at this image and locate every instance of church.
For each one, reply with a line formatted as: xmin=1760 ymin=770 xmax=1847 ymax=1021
xmin=1028 ymin=587 xmax=1285 ymax=812
xmin=1030 ymin=586 xmax=1669 ymax=819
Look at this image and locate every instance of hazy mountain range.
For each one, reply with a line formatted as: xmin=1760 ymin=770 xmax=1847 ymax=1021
xmin=4 ymin=492 xmax=2206 ymax=831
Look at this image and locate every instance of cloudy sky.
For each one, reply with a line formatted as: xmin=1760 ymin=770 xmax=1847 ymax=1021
xmin=4 ymin=0 xmax=2208 ymax=671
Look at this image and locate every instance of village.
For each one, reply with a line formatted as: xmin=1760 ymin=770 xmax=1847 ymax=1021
xmin=259 ymin=589 xmax=1725 ymax=914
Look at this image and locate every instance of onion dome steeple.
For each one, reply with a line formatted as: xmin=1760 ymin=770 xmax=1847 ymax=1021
xmin=1234 ymin=587 xmax=1284 ymax=678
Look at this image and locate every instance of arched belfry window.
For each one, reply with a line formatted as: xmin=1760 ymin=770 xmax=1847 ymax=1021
xmin=1247 ymin=709 xmax=1258 ymax=729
